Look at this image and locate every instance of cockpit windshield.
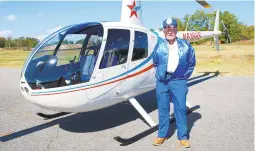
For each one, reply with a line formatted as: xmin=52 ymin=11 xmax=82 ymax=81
xmin=24 ymin=23 xmax=103 ymax=90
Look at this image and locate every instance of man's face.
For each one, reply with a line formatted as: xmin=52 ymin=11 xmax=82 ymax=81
xmin=163 ymin=26 xmax=177 ymax=41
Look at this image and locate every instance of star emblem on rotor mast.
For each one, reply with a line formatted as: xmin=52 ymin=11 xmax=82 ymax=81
xmin=127 ymin=0 xmax=140 ymax=18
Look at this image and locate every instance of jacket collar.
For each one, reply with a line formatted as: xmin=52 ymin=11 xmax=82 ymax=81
xmin=163 ymin=37 xmax=183 ymax=49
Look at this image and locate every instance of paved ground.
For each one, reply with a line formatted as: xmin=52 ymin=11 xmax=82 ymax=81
xmin=0 ymin=68 xmax=254 ymax=151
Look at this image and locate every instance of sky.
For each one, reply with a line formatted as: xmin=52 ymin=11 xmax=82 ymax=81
xmin=0 ymin=0 xmax=254 ymax=40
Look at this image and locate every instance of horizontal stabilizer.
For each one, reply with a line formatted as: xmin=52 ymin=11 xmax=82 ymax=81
xmin=214 ymin=9 xmax=220 ymax=32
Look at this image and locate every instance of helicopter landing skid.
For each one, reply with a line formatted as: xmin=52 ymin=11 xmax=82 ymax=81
xmin=36 ymin=112 xmax=70 ymax=120
xmin=114 ymin=105 xmax=200 ymax=146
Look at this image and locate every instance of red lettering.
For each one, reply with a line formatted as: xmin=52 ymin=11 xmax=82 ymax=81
xmin=187 ymin=33 xmax=190 ymax=40
xmin=183 ymin=32 xmax=201 ymax=41
xmin=195 ymin=33 xmax=198 ymax=39
xmin=195 ymin=33 xmax=199 ymax=39
xmin=191 ymin=33 xmax=195 ymax=39
xmin=183 ymin=33 xmax=187 ymax=39
xmin=198 ymin=32 xmax=201 ymax=38
xmin=189 ymin=33 xmax=192 ymax=40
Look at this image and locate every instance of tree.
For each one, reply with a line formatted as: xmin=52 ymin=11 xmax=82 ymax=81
xmin=5 ymin=37 xmax=12 ymax=49
xmin=0 ymin=37 xmax=6 ymax=48
xmin=62 ymin=40 xmax=69 ymax=44
xmin=246 ymin=25 xmax=254 ymax=39
xmin=240 ymin=24 xmax=254 ymax=40
xmin=176 ymin=18 xmax=185 ymax=31
xmin=68 ymin=40 xmax=74 ymax=44
xmin=75 ymin=39 xmax=84 ymax=44
xmin=14 ymin=37 xmax=25 ymax=48
xmin=188 ymin=10 xmax=208 ymax=31
xmin=26 ymin=37 xmax=39 ymax=48
xmin=182 ymin=14 xmax=191 ymax=31
xmin=219 ymin=11 xmax=242 ymax=43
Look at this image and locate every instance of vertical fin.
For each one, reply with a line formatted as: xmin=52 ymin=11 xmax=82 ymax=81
xmin=214 ymin=9 xmax=220 ymax=51
xmin=121 ymin=0 xmax=143 ymax=26
xmin=214 ymin=9 xmax=220 ymax=32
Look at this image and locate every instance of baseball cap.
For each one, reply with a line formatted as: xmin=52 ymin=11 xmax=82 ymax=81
xmin=163 ymin=17 xmax=177 ymax=28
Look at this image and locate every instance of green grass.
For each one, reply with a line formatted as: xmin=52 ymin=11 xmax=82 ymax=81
xmin=193 ymin=45 xmax=254 ymax=76
xmin=0 ymin=50 xmax=31 ymax=68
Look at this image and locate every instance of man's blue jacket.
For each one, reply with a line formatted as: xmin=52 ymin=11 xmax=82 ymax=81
xmin=153 ymin=36 xmax=196 ymax=81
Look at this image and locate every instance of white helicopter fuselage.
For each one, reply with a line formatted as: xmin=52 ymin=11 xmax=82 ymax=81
xmin=20 ymin=22 xmax=158 ymax=113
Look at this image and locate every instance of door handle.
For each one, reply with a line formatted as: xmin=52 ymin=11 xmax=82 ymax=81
xmin=121 ymin=65 xmax=127 ymax=69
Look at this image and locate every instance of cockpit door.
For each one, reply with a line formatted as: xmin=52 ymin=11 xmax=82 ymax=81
xmin=87 ymin=28 xmax=132 ymax=99
xmin=126 ymin=30 xmax=150 ymax=88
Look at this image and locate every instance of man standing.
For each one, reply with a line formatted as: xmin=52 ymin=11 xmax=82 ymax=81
xmin=152 ymin=17 xmax=196 ymax=148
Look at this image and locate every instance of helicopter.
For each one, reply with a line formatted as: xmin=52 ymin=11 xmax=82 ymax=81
xmin=20 ymin=0 xmax=227 ymax=138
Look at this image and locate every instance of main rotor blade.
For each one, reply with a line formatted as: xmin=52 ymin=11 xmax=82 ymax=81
xmin=195 ymin=0 xmax=211 ymax=8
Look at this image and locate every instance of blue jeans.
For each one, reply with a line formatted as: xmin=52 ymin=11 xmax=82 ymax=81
xmin=156 ymin=79 xmax=188 ymax=140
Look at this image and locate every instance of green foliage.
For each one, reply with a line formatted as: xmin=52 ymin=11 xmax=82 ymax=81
xmin=75 ymin=39 xmax=84 ymax=44
xmin=240 ymin=25 xmax=254 ymax=40
xmin=176 ymin=18 xmax=185 ymax=31
xmin=219 ymin=11 xmax=242 ymax=43
xmin=26 ymin=37 xmax=39 ymax=48
xmin=189 ymin=10 xmax=209 ymax=31
xmin=68 ymin=40 xmax=74 ymax=44
xmin=62 ymin=40 xmax=69 ymax=44
xmin=183 ymin=14 xmax=191 ymax=31
xmin=0 ymin=37 xmax=6 ymax=48
xmin=0 ymin=36 xmax=38 ymax=50
xmin=5 ymin=37 xmax=13 ymax=48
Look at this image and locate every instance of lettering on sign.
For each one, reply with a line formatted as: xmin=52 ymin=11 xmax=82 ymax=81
xmin=183 ymin=32 xmax=201 ymax=41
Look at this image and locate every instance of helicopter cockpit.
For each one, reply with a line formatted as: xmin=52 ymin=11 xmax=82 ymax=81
xmin=24 ymin=23 xmax=103 ymax=90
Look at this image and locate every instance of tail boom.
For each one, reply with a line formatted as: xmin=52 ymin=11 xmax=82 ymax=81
xmin=177 ymin=31 xmax=222 ymax=42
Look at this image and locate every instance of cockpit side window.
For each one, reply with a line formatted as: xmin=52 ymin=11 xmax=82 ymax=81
xmin=99 ymin=29 xmax=130 ymax=69
xmin=132 ymin=31 xmax=148 ymax=61
xmin=79 ymin=32 xmax=103 ymax=80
